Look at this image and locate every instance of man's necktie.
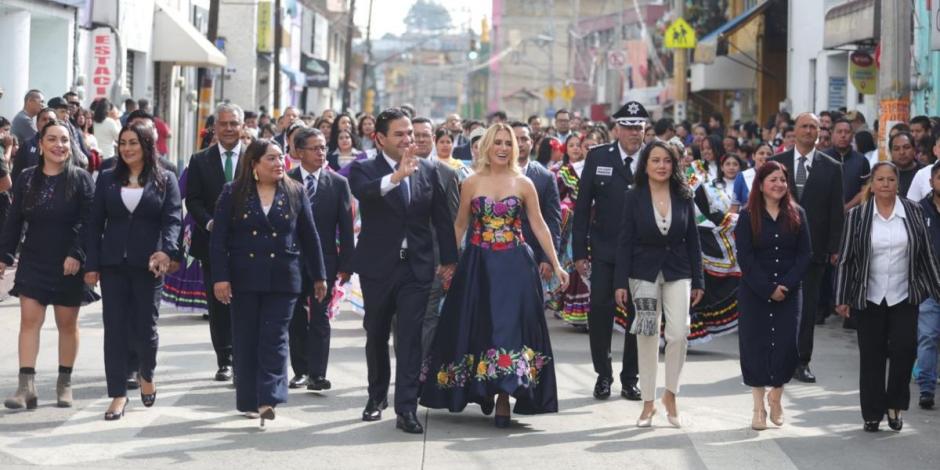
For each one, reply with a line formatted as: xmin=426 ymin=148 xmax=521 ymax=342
xmin=305 ymin=173 xmax=317 ymax=207
xmin=795 ymin=156 xmax=807 ymax=199
xmin=224 ymin=151 xmax=234 ymax=182
xmin=395 ymin=163 xmax=411 ymax=207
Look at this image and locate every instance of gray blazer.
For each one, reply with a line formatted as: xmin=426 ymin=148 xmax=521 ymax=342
xmin=834 ymin=197 xmax=940 ymax=310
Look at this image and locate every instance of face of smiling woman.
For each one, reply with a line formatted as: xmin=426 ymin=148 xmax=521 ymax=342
xmin=40 ymin=124 xmax=71 ymax=168
xmin=487 ymin=129 xmax=514 ymax=169
xmin=253 ymin=144 xmax=286 ymax=184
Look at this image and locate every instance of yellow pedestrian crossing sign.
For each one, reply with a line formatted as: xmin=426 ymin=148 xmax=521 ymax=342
xmin=665 ymin=18 xmax=696 ymax=49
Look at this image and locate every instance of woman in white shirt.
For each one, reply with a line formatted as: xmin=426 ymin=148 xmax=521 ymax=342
xmin=92 ymin=99 xmax=121 ymax=159
xmin=834 ymin=161 xmax=940 ymax=433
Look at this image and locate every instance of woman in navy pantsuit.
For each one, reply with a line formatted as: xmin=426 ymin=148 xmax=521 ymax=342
xmin=734 ymin=161 xmax=811 ymax=431
xmin=210 ymin=138 xmax=326 ymax=426
xmin=85 ymin=123 xmax=182 ymax=420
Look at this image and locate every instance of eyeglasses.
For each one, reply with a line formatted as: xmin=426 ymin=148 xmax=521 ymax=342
xmin=297 ymin=145 xmax=328 ymax=152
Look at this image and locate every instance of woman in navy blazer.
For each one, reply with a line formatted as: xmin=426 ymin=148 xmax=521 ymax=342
xmin=614 ymin=141 xmax=704 ymax=428
xmin=85 ymin=123 xmax=182 ymax=420
xmin=210 ymin=138 xmax=327 ymax=426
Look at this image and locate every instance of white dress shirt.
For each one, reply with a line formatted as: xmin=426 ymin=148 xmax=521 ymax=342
xmin=300 ymin=166 xmax=322 ymax=191
xmin=906 ymin=164 xmax=933 ymax=201
xmin=572 ymin=160 xmax=585 ymax=178
xmin=217 ymin=141 xmax=242 ymax=169
xmin=867 ymin=198 xmax=910 ymax=306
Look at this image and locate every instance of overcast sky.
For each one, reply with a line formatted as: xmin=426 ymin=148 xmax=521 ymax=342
xmin=354 ymin=0 xmax=491 ymax=38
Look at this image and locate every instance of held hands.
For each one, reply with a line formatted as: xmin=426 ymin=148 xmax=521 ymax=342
xmin=614 ymin=288 xmax=629 ymax=310
xmin=574 ymin=259 xmax=590 ymax=278
xmin=84 ymin=271 xmax=99 ymax=287
xmin=835 ymin=304 xmax=851 ymax=318
xmin=554 ymin=266 xmax=570 ymax=292
xmin=214 ymin=282 xmax=233 ymax=304
xmin=770 ymin=285 xmax=788 ymax=302
xmin=148 ymin=251 xmax=172 ymax=278
xmin=539 ymin=262 xmax=553 ymax=281
xmin=337 ymin=271 xmax=351 ymax=285
xmin=313 ymin=280 xmax=328 ymax=303
xmin=438 ymin=264 xmax=456 ymax=291
xmin=63 ymin=256 xmax=81 ymax=276
xmin=392 ymin=145 xmax=419 ymax=183
xmin=691 ymin=288 xmax=705 ymax=307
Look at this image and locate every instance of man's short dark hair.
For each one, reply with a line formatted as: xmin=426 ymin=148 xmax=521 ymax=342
xmin=891 ymin=122 xmax=911 ymax=134
xmin=554 ymin=109 xmax=569 ymax=119
xmin=244 ymin=111 xmax=258 ymax=120
xmin=488 ymin=110 xmax=508 ymax=121
xmin=411 ymin=117 xmax=432 ymax=127
xmin=889 ymin=131 xmax=914 ymax=150
xmin=375 ymin=108 xmax=409 ymax=136
xmin=124 ymin=98 xmax=137 ymax=109
xmin=832 ymin=118 xmax=853 ymax=131
xmin=654 ymin=118 xmax=674 ymax=136
xmin=399 ymin=104 xmax=415 ymax=119
xmin=819 ymin=110 xmax=831 ymax=118
xmin=527 ymin=115 xmax=540 ymax=124
xmin=63 ymin=91 xmax=79 ymax=100
xmin=509 ymin=121 xmax=530 ymax=132
xmin=23 ymin=89 xmax=42 ymax=103
xmin=293 ymin=127 xmax=324 ymax=150
xmin=912 ymin=115 xmax=932 ymax=130
xmin=126 ymin=109 xmax=154 ymax=123
xmin=137 ymin=98 xmax=151 ymax=111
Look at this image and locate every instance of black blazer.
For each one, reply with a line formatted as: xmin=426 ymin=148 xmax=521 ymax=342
xmin=427 ymin=158 xmax=460 ymax=265
xmin=520 ymin=162 xmax=562 ymax=265
xmin=770 ymin=149 xmax=844 ymax=263
xmin=185 ymin=144 xmax=243 ymax=261
xmin=348 ymin=152 xmax=458 ymax=283
xmin=734 ymin=207 xmax=812 ymax=300
xmin=613 ymin=187 xmax=704 ymax=290
xmin=287 ymin=166 xmax=355 ymax=280
xmin=85 ymin=169 xmax=182 ymax=271
xmin=209 ymin=183 xmax=326 ymax=294
xmin=573 ymin=142 xmax=636 ymax=263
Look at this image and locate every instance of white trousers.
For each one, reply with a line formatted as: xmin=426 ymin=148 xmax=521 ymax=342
xmin=629 ymin=273 xmax=692 ymax=401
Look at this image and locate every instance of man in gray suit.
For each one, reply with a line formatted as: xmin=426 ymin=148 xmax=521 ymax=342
xmin=412 ymin=117 xmax=460 ymax=354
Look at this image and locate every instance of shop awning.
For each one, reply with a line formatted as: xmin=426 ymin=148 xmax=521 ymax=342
xmin=823 ymin=0 xmax=879 ymax=49
xmin=694 ymin=0 xmax=772 ymax=64
xmin=152 ymin=5 xmax=227 ymax=68
xmin=279 ymin=63 xmax=307 ymax=84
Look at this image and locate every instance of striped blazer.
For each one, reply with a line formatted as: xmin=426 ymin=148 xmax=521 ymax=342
xmin=834 ymin=197 xmax=940 ymax=310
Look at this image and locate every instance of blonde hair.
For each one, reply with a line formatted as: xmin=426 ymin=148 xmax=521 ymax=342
xmin=473 ymin=123 xmax=521 ymax=174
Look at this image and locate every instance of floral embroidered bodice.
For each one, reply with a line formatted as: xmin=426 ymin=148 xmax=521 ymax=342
xmin=469 ymin=196 xmax=525 ymax=251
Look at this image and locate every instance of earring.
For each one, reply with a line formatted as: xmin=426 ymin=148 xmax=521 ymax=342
xmin=252 ymin=170 xmax=259 ymax=181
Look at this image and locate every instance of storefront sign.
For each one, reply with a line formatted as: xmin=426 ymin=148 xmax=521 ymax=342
xmin=258 ymin=1 xmax=273 ymax=53
xmin=301 ymin=55 xmax=330 ymax=88
xmin=828 ymin=77 xmax=846 ymax=110
xmin=89 ymin=28 xmax=115 ymax=100
xmin=849 ymin=51 xmax=877 ymax=95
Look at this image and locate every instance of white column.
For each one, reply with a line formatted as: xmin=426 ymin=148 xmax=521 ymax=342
xmin=0 ymin=10 xmax=31 ymax=120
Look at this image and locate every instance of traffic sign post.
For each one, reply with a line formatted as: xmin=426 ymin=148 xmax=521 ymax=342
xmin=665 ymin=18 xmax=696 ymax=49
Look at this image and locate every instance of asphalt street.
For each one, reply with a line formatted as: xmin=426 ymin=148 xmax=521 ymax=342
xmin=1 ymin=297 xmax=938 ymax=470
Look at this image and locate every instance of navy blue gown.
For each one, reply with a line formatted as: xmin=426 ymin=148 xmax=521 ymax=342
xmin=734 ymin=207 xmax=811 ymax=387
xmin=419 ymin=196 xmax=558 ymax=415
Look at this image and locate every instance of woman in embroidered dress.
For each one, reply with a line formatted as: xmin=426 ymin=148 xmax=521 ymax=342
xmin=420 ymin=123 xmax=568 ymax=428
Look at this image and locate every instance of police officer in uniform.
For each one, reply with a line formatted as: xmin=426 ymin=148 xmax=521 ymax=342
xmin=572 ymin=101 xmax=649 ymax=400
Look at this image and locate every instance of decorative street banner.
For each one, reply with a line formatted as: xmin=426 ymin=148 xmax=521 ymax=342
xmin=301 ymin=55 xmax=330 ymax=88
xmin=89 ymin=27 xmax=116 ymax=101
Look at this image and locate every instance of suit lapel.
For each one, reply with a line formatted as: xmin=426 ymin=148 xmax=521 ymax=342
xmin=208 ymin=145 xmax=225 ymax=183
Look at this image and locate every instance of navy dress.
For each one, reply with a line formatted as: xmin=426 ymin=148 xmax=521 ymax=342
xmin=734 ymin=207 xmax=812 ymax=387
xmin=420 ymin=196 xmax=558 ymax=415
xmin=0 ymin=167 xmax=96 ymax=306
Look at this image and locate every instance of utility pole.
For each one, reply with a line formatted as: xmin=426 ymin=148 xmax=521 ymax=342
xmin=548 ymin=0 xmax=556 ymax=112
xmin=877 ymin=0 xmax=911 ymax=161
xmin=359 ymin=0 xmax=374 ymax=114
xmin=341 ymin=0 xmax=357 ymax=112
xmin=273 ymin=0 xmax=282 ymax=116
xmin=673 ymin=0 xmax=687 ymax=122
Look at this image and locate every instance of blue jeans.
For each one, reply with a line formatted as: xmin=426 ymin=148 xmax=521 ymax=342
xmin=916 ymin=298 xmax=940 ymax=396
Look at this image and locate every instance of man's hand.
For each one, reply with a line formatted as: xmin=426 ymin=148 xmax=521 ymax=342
xmin=835 ymin=304 xmax=851 ymax=318
xmin=148 ymin=251 xmax=171 ymax=277
xmin=770 ymin=285 xmax=788 ymax=302
xmin=84 ymin=271 xmax=99 ymax=287
xmin=437 ymin=264 xmax=456 ymax=283
xmin=314 ymin=280 xmax=328 ymax=303
xmin=391 ymin=145 xmax=419 ymax=184
xmin=337 ymin=271 xmax=351 ymax=285
xmin=539 ymin=262 xmax=553 ymax=281
xmin=574 ymin=259 xmax=590 ymax=278
xmin=615 ymin=288 xmax=629 ymax=310
xmin=214 ymin=282 xmax=233 ymax=304
xmin=690 ymin=288 xmax=705 ymax=307
xmin=63 ymin=256 xmax=81 ymax=276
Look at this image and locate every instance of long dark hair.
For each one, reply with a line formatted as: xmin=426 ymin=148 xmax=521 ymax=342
xmin=23 ymin=119 xmax=83 ymax=212
xmin=93 ymin=99 xmax=112 ymax=124
xmin=536 ymin=136 xmax=560 ymax=166
xmin=746 ymin=160 xmax=801 ymax=244
xmin=114 ymin=123 xmax=165 ymax=191
xmin=231 ymin=138 xmax=302 ymax=218
xmin=326 ymin=113 xmax=357 ymax=154
xmin=331 ymin=128 xmax=361 ymax=154
xmin=562 ymin=133 xmax=582 ymax=164
xmin=634 ymin=141 xmax=692 ymax=199
xmin=700 ymin=134 xmax=725 ymax=175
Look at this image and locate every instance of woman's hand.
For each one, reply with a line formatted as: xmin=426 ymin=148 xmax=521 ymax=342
xmin=63 ymin=256 xmax=81 ymax=276
xmin=0 ymin=261 xmax=7 ymax=279
xmin=835 ymin=304 xmax=851 ymax=318
xmin=148 ymin=251 xmax=171 ymax=277
xmin=615 ymin=288 xmax=630 ymax=310
xmin=84 ymin=271 xmax=99 ymax=287
xmin=554 ymin=267 xmax=569 ymax=292
xmin=770 ymin=285 xmax=788 ymax=302
xmin=313 ymin=280 xmax=328 ymax=303
xmin=690 ymin=288 xmax=705 ymax=307
xmin=214 ymin=282 xmax=233 ymax=304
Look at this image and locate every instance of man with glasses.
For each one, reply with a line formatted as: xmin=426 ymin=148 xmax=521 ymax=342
xmin=554 ymin=109 xmax=573 ymax=141
xmin=186 ymin=103 xmax=246 ymax=382
xmin=286 ymin=127 xmax=355 ymax=391
xmin=12 ymin=90 xmax=44 ymax=145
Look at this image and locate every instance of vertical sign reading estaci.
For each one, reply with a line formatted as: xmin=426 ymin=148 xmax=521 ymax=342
xmin=90 ymin=27 xmax=115 ymax=100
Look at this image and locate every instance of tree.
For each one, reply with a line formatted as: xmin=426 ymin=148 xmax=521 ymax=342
xmin=404 ymin=0 xmax=453 ymax=34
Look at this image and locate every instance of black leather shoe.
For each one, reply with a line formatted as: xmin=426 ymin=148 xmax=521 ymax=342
xmin=621 ymin=384 xmax=642 ymax=401
xmin=396 ymin=411 xmax=424 ymax=434
xmin=919 ymin=394 xmax=935 ymax=410
xmin=793 ymin=365 xmax=816 ymax=383
xmin=362 ymin=398 xmax=388 ymax=422
xmin=307 ymin=377 xmax=332 ymax=391
xmin=215 ymin=366 xmax=234 ymax=382
xmin=126 ymin=371 xmax=140 ymax=390
xmin=593 ymin=376 xmax=613 ymax=399
xmin=863 ymin=420 xmax=880 ymax=432
xmin=288 ymin=375 xmax=309 ymax=389
xmin=887 ymin=410 xmax=903 ymax=431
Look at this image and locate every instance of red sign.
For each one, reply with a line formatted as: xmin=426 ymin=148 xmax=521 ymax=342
xmin=90 ymin=29 xmax=114 ymax=100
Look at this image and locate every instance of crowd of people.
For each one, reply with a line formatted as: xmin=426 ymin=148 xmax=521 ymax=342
xmin=1 ymin=87 xmax=940 ymax=435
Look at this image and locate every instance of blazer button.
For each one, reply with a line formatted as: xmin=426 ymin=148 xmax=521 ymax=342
xmin=252 ymin=230 xmax=258 ymax=236
xmin=270 ymin=253 xmax=275 ymax=258
xmin=272 ymin=232 xmax=277 ymax=237
xmin=249 ymin=253 xmax=255 ymax=258
xmin=774 ymin=234 xmax=779 ymax=238
xmin=243 ymin=214 xmax=248 ymax=219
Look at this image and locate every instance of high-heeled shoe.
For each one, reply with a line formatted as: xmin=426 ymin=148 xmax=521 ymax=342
xmin=104 ymin=399 xmax=128 ymax=421
xmin=494 ymin=414 xmax=511 ymax=428
xmin=886 ymin=409 xmax=903 ymax=431
xmin=636 ymin=408 xmax=657 ymax=428
xmin=139 ymin=378 xmax=157 ymax=408
xmin=863 ymin=420 xmax=880 ymax=432
xmin=666 ymin=414 xmax=681 ymax=428
xmin=768 ymin=398 xmax=784 ymax=427
xmin=259 ymin=406 xmax=276 ymax=428
xmin=751 ymin=408 xmax=767 ymax=431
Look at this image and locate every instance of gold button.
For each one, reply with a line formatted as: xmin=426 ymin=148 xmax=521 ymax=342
xmin=272 ymin=232 xmax=277 ymax=237
xmin=249 ymin=253 xmax=255 ymax=258
xmin=270 ymin=253 xmax=275 ymax=258
xmin=278 ymin=200 xmax=284 ymax=206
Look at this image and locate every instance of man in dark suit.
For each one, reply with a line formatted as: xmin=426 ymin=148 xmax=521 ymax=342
xmin=572 ymin=101 xmax=649 ymax=401
xmin=412 ymin=117 xmax=460 ymax=354
xmin=286 ymin=128 xmax=355 ymax=391
xmin=348 ymin=108 xmax=458 ymax=434
xmin=185 ymin=103 xmax=246 ymax=382
xmin=510 ymin=121 xmax=562 ymax=279
xmin=771 ymin=112 xmax=844 ymax=383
